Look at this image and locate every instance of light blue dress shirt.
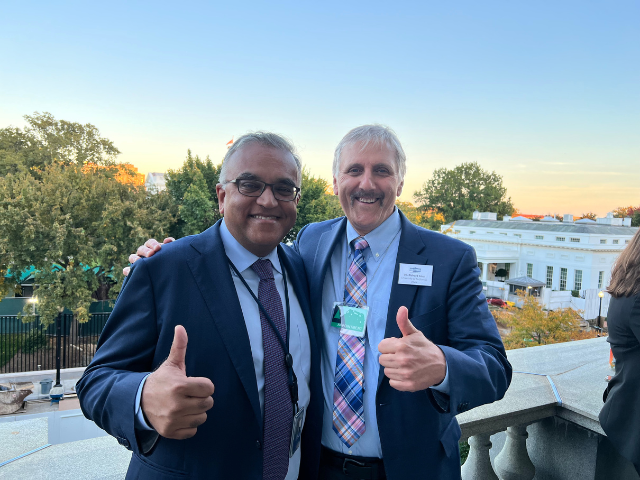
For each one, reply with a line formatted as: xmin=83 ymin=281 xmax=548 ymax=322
xmin=320 ymin=208 xmax=449 ymax=457
xmin=135 ymin=220 xmax=311 ymax=480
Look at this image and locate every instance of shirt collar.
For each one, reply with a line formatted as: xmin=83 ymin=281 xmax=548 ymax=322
xmin=345 ymin=207 xmax=401 ymax=262
xmin=220 ymin=219 xmax=282 ymax=274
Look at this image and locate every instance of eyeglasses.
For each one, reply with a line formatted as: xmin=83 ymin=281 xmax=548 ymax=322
xmin=226 ymin=178 xmax=301 ymax=202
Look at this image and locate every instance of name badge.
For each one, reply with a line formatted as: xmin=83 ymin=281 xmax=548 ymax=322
xmin=398 ymin=264 xmax=433 ymax=286
xmin=331 ymin=302 xmax=369 ymax=338
xmin=289 ymin=406 xmax=305 ymax=458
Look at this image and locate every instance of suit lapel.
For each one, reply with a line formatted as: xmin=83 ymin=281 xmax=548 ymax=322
xmin=186 ymin=222 xmax=262 ymax=427
xmin=310 ymin=218 xmax=347 ymax=323
xmin=378 ymin=212 xmax=429 ymax=390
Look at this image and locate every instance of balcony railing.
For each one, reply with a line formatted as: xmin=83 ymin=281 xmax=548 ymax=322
xmin=457 ymin=337 xmax=638 ymax=479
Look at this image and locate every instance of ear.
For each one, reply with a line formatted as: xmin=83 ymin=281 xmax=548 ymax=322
xmin=396 ymin=180 xmax=404 ymax=197
xmin=216 ymin=184 xmax=226 ymax=216
xmin=333 ymin=176 xmax=339 ymax=196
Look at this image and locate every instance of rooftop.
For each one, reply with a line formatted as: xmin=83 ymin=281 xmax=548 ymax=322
xmin=445 ymin=219 xmax=637 ymax=235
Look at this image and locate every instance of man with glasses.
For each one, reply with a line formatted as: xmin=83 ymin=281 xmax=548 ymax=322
xmin=123 ymin=125 xmax=511 ymax=479
xmin=77 ymin=133 xmax=323 ymax=480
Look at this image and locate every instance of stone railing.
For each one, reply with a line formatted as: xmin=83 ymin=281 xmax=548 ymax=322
xmin=456 ymin=337 xmax=639 ymax=480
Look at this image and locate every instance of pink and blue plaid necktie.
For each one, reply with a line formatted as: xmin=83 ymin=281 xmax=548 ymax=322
xmin=332 ymin=236 xmax=368 ymax=447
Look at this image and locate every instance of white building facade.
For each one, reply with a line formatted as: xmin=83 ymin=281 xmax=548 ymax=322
xmin=441 ymin=212 xmax=637 ymax=295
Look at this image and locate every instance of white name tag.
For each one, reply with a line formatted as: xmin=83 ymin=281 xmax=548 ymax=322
xmin=398 ymin=264 xmax=433 ymax=286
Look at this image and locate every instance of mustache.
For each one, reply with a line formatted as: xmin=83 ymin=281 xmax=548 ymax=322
xmin=350 ymin=190 xmax=385 ymax=203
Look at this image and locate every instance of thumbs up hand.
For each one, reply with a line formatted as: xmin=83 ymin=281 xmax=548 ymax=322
xmin=141 ymin=325 xmax=215 ymax=439
xmin=378 ymin=307 xmax=447 ymax=392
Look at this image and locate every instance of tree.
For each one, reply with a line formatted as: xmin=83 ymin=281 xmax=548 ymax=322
xmin=179 ymin=169 xmax=216 ymax=236
xmin=414 ymin=162 xmax=514 ymax=224
xmin=285 ymin=169 xmax=343 ymax=243
xmin=0 ymin=163 xmax=175 ymax=325
xmin=165 ymin=150 xmax=222 ymax=238
xmin=579 ymin=212 xmax=597 ymax=220
xmin=492 ymin=291 xmax=596 ymax=349
xmin=395 ymin=201 xmax=445 ymax=231
xmin=0 ymin=112 xmax=119 ymax=176
xmin=613 ymin=205 xmax=640 ymax=227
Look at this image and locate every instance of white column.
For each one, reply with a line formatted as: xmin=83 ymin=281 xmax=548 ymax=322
xmin=461 ymin=434 xmax=499 ymax=480
xmin=482 ymin=262 xmax=489 ymax=282
xmin=494 ymin=425 xmax=535 ymax=480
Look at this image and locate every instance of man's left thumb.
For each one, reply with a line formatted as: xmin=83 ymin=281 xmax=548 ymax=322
xmin=396 ymin=306 xmax=418 ymax=337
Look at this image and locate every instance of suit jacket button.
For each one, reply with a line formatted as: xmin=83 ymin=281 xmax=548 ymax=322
xmin=256 ymin=440 xmax=262 ymax=449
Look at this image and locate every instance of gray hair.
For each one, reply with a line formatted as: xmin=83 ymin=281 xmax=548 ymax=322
xmin=219 ymin=131 xmax=302 ymax=185
xmin=332 ymin=124 xmax=406 ymax=182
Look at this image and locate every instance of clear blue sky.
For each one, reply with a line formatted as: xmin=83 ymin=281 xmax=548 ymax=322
xmin=1 ymin=1 xmax=638 ymax=215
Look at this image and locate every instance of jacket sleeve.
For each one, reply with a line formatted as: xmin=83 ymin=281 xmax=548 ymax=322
xmin=428 ymin=246 xmax=512 ymax=415
xmin=76 ymin=259 xmax=160 ymax=455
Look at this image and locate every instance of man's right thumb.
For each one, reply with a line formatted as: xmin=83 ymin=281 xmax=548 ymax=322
xmin=166 ymin=325 xmax=188 ymax=372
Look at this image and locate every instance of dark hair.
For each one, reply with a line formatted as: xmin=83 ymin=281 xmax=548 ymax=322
xmin=608 ymin=228 xmax=640 ymax=297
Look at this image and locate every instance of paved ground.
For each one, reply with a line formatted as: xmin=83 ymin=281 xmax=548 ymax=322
xmin=0 ymin=416 xmax=131 ymax=478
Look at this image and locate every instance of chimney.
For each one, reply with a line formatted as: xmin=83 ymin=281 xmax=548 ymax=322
xmin=472 ymin=210 xmax=480 ymax=220
xmin=563 ymin=214 xmax=574 ymax=223
xmin=623 ymin=218 xmax=632 ymax=227
xmin=503 ymin=216 xmax=511 ymax=222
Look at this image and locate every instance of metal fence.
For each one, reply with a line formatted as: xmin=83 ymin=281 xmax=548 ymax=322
xmin=0 ymin=313 xmax=109 ymax=374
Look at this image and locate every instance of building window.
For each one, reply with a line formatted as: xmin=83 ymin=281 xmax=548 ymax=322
xmin=546 ymin=266 xmax=553 ymax=288
xmin=500 ymin=232 xmax=507 ymax=236
xmin=560 ymin=268 xmax=567 ymax=291
xmin=487 ymin=232 xmax=493 ymax=234
xmin=556 ymin=237 xmax=565 ymax=242
xmin=600 ymin=239 xmax=607 ymax=244
xmin=535 ymin=235 xmax=544 ymax=240
xmin=598 ymin=271 xmax=604 ymax=289
xmin=613 ymin=239 xmax=619 ymax=244
xmin=626 ymin=240 xmax=630 ymax=244
xmin=527 ymin=263 xmax=533 ymax=277
xmin=514 ymin=233 xmax=521 ymax=238
xmin=574 ymin=270 xmax=582 ymax=291
xmin=454 ymin=230 xmax=461 ymax=234
xmin=570 ymin=238 xmax=580 ymax=243
xmin=469 ymin=231 xmax=475 ymax=234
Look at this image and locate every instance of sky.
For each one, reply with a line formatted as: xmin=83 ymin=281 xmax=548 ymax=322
xmin=1 ymin=1 xmax=638 ymax=216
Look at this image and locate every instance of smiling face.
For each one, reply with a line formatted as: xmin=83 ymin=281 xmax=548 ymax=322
xmin=333 ymin=141 xmax=404 ymax=235
xmin=217 ymin=142 xmax=300 ymax=256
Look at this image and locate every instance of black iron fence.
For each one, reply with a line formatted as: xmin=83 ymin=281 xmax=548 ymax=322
xmin=0 ymin=313 xmax=109 ymax=373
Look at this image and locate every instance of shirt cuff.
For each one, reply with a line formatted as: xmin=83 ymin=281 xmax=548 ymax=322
xmin=135 ymin=374 xmax=155 ymax=431
xmin=429 ymin=361 xmax=450 ymax=394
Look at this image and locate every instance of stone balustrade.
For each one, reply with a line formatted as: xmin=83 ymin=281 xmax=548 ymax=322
xmin=456 ymin=337 xmax=639 ymax=480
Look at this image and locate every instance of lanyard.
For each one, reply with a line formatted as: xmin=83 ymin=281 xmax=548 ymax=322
xmin=227 ymin=256 xmax=299 ymax=410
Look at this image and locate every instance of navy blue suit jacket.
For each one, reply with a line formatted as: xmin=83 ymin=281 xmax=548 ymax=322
xmin=76 ymin=222 xmax=323 ymax=479
xmin=295 ymin=211 xmax=512 ymax=479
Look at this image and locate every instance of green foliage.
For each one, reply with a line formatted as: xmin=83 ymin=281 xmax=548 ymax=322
xmin=459 ymin=440 xmax=470 ymax=465
xmin=0 ymin=334 xmax=21 ymax=368
xmin=0 ymin=112 xmax=119 ymax=176
xmin=165 ymin=150 xmax=222 ymax=237
xmin=0 ymin=163 xmax=175 ymax=325
xmin=284 ymin=169 xmax=343 ymax=243
xmin=179 ymin=169 xmax=216 ymax=236
xmin=493 ymin=291 xmax=595 ymax=349
xmin=21 ymin=330 xmax=48 ymax=354
xmin=395 ymin=201 xmax=445 ymax=231
xmin=413 ymin=162 xmax=514 ymax=224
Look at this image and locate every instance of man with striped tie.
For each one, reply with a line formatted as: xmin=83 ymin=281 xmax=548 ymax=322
xmin=294 ymin=125 xmax=511 ymax=479
xmin=127 ymin=125 xmax=512 ymax=479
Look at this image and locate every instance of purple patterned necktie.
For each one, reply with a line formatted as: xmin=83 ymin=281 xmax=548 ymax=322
xmin=251 ymin=259 xmax=292 ymax=480
xmin=332 ymin=237 xmax=368 ymax=447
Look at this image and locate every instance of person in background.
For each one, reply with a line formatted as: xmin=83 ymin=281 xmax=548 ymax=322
xmin=600 ymin=227 xmax=640 ymax=476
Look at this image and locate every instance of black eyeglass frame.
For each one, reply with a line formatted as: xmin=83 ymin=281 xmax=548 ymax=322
xmin=225 ymin=178 xmax=301 ymax=202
